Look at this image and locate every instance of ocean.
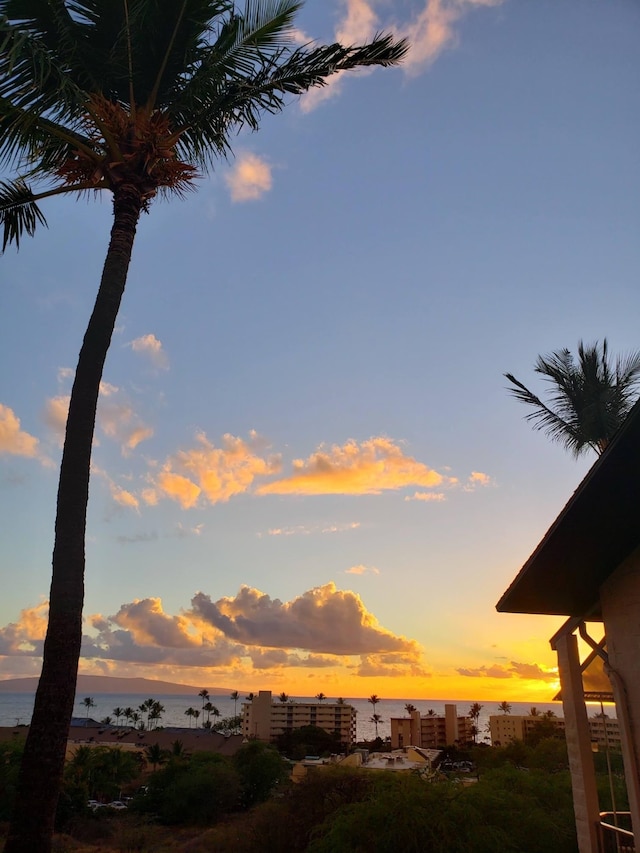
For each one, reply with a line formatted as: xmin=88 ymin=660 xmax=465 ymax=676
xmin=0 ymin=693 xmax=575 ymax=743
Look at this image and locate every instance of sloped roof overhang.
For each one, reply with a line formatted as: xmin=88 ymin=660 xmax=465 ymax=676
xmin=496 ymin=400 xmax=640 ymax=617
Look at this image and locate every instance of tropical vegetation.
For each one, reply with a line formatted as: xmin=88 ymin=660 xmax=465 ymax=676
xmin=505 ymin=339 xmax=640 ymax=457
xmin=0 ymin=3 xmax=406 ymax=849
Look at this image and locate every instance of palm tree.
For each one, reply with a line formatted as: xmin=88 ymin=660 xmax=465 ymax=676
xmin=144 ymin=742 xmax=168 ymax=772
xmin=368 ymin=694 xmax=380 ymax=711
xmin=497 ymin=701 xmax=512 ymax=715
xmin=468 ymin=703 xmax=483 ymax=743
xmin=184 ymin=707 xmax=196 ymax=728
xmin=370 ymin=713 xmax=383 ymax=739
xmin=405 ymin=703 xmax=417 ymax=715
xmin=230 ymin=690 xmax=240 ymax=716
xmin=529 ymin=707 xmax=540 ymax=717
xmin=81 ymin=697 xmax=95 ymax=718
xmin=245 ymin=693 xmax=255 ymax=702
xmin=505 ymin=340 xmax=640 ymax=457
xmin=1 ymin=5 xmax=406 ymax=849
xmin=112 ymin=707 xmax=124 ymax=726
xmin=316 ymin=692 xmax=326 ymax=702
xmin=193 ymin=709 xmax=201 ymax=728
xmin=336 ymin=697 xmax=346 ymax=705
xmin=278 ymin=692 xmax=289 ymax=703
xmin=123 ymin=707 xmax=134 ymax=726
xmin=198 ymin=688 xmax=210 ymax=710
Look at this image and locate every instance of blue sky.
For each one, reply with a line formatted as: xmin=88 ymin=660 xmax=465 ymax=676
xmin=1 ymin=0 xmax=638 ymax=700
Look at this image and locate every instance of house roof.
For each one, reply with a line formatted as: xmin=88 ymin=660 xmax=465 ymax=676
xmin=496 ymin=400 xmax=640 ymax=617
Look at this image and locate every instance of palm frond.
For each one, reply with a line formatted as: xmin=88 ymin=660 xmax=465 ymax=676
xmin=0 ymin=178 xmax=47 ymax=250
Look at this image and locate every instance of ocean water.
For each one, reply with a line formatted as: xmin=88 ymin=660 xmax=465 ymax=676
xmin=0 ymin=693 xmax=574 ymax=743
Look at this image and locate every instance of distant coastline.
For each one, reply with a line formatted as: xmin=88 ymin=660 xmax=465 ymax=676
xmin=0 ymin=674 xmax=233 ymax=695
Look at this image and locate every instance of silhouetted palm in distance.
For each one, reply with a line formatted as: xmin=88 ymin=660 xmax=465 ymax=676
xmin=1 ymin=3 xmax=406 ymax=849
xmin=505 ymin=340 xmax=640 ymax=457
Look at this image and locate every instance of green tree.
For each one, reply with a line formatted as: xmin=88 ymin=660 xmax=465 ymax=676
xmin=145 ymin=742 xmax=169 ymax=772
xmin=505 ymin=339 xmax=640 ymax=457
xmin=233 ymin=740 xmax=289 ymax=808
xmin=1 ymin=4 xmax=406 ymax=849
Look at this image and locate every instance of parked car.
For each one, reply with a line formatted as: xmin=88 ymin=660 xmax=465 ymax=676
xmin=107 ymin=801 xmax=128 ymax=810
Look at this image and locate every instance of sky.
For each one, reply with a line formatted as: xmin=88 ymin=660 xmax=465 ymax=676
xmin=1 ymin=0 xmax=639 ymax=702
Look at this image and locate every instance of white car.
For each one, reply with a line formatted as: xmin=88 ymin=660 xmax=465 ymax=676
xmin=107 ymin=801 xmax=128 ymax=810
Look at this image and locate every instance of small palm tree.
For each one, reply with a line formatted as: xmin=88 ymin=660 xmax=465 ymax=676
xmin=368 ymin=694 xmax=380 ymax=710
xmin=245 ymin=693 xmax=255 ymax=702
xmin=336 ymin=697 xmax=346 ymax=705
xmin=370 ymin=713 xmax=383 ymax=739
xmin=144 ymin=742 xmax=168 ymax=772
xmin=198 ymin=689 xmax=210 ymax=710
xmin=112 ymin=707 xmax=124 ymax=726
xmin=316 ymin=692 xmax=326 ymax=702
xmin=468 ymin=703 xmax=483 ymax=743
xmin=184 ymin=707 xmax=196 ymax=728
xmin=405 ymin=703 xmax=417 ymax=715
xmin=123 ymin=707 xmax=134 ymax=726
xmin=2 ymin=4 xmax=406 ymax=849
xmin=230 ymin=690 xmax=240 ymax=716
xmin=278 ymin=692 xmax=289 ymax=703
xmin=498 ymin=701 xmax=512 ymax=715
xmin=505 ymin=340 xmax=640 ymax=457
xmin=81 ymin=697 xmax=95 ymax=718
xmin=530 ymin=707 xmax=540 ymax=717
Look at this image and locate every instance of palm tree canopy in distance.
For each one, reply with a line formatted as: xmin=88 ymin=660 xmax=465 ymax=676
xmin=1 ymin=4 xmax=406 ymax=851
xmin=505 ymin=340 xmax=640 ymax=458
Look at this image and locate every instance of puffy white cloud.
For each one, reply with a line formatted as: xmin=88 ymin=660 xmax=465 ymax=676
xmin=130 ymin=333 xmax=169 ymax=369
xmin=225 ymin=153 xmax=273 ymax=202
xmin=0 ymin=404 xmax=39 ymax=458
xmin=191 ymin=582 xmax=421 ymax=656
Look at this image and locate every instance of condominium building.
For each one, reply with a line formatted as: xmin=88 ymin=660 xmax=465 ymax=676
xmin=390 ymin=705 xmax=473 ymax=749
xmin=241 ymin=691 xmax=357 ymax=747
xmin=489 ymin=713 xmax=621 ymax=749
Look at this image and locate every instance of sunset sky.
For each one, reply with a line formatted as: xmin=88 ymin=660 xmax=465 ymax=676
xmin=1 ymin=0 xmax=638 ymax=702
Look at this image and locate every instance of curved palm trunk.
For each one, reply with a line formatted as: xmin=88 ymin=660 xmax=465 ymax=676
xmin=6 ymin=184 xmax=143 ymax=853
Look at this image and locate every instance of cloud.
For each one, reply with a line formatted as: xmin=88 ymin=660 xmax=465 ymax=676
xmin=256 ymin=436 xmax=443 ymax=496
xmin=191 ymin=582 xmax=421 ymax=656
xmin=345 ymin=564 xmax=380 ymax=576
xmin=457 ymin=660 xmax=557 ymax=682
xmin=262 ymin=521 xmax=361 ymax=537
xmin=97 ymin=399 xmax=154 ymax=455
xmin=463 ymin=470 xmax=494 ymax=491
xmin=400 ymin=0 xmax=505 ymax=76
xmin=110 ymin=484 xmax=139 ymax=510
xmin=130 ymin=334 xmax=169 ymax=369
xmin=404 ymin=491 xmax=446 ymax=502
xmin=0 ymin=601 xmax=48 ymax=655
xmin=225 ymin=153 xmax=273 ymax=202
xmin=145 ymin=431 xmax=280 ymax=508
xmin=300 ymin=0 xmax=505 ymax=111
xmin=0 ymin=404 xmax=39 ymax=458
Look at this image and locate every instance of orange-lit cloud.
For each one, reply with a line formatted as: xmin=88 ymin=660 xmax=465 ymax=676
xmin=0 ymin=601 xmax=48 ymax=655
xmin=463 ymin=470 xmax=494 ymax=491
xmin=0 ymin=404 xmax=39 ymax=458
xmin=191 ymin=582 xmax=421 ymax=656
xmin=130 ymin=333 xmax=169 ymax=369
xmin=144 ymin=431 xmax=280 ymax=508
xmin=457 ymin=661 xmax=557 ymax=682
xmin=256 ymin=437 xmax=443 ymax=496
xmin=345 ymin=564 xmax=380 ymax=576
xmin=225 ymin=153 xmax=272 ymax=202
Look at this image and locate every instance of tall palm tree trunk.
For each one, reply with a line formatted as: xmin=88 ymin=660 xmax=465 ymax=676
xmin=6 ymin=184 xmax=144 ymax=853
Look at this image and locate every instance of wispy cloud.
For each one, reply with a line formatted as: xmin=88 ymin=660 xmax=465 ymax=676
xmin=262 ymin=521 xmax=361 ymax=537
xmin=300 ymin=0 xmax=505 ymax=111
xmin=345 ymin=564 xmax=380 ymax=576
xmin=404 ymin=491 xmax=446 ymax=502
xmin=225 ymin=153 xmax=273 ymax=202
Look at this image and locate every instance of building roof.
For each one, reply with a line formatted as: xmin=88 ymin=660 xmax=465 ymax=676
xmin=496 ymin=400 xmax=640 ymax=617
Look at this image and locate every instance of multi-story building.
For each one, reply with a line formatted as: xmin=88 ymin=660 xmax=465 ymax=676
xmin=489 ymin=713 xmax=621 ymax=749
xmin=241 ymin=691 xmax=357 ymax=747
xmin=390 ymin=705 xmax=472 ymax=749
